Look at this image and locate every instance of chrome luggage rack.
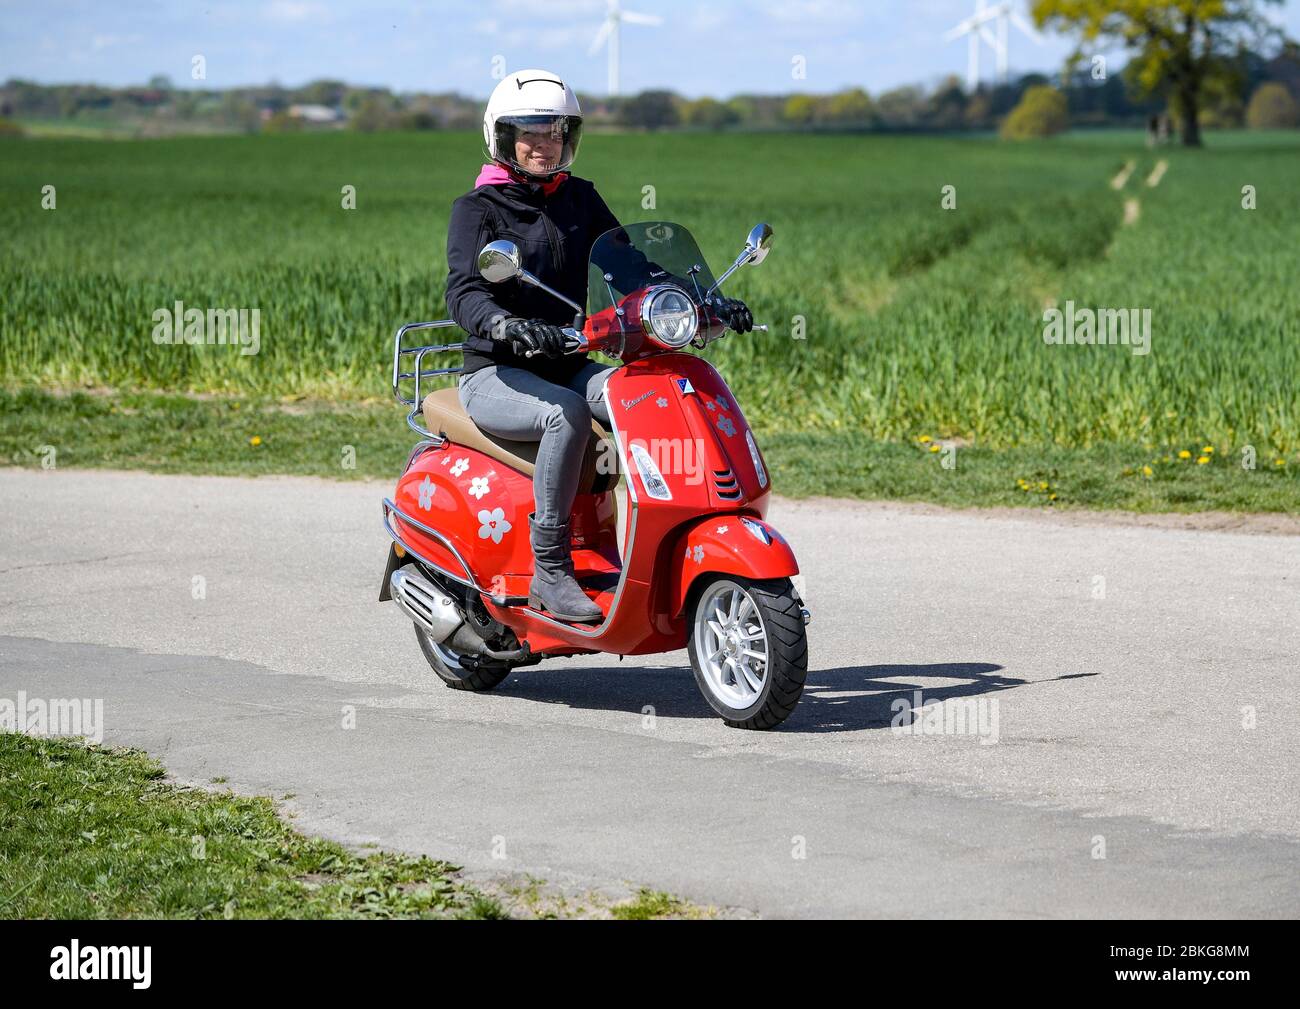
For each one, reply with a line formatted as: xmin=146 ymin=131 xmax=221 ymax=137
xmin=391 ymin=319 xmax=465 ymax=441
xmin=388 ymin=319 xmax=516 ymax=601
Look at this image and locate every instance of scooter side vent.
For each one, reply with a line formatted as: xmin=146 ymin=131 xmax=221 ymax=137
xmin=713 ymin=467 xmax=742 ymax=500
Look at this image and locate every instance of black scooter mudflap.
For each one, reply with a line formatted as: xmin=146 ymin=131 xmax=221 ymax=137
xmin=377 ymin=543 xmax=403 ymax=601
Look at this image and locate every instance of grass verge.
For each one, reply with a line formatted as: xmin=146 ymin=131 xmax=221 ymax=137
xmin=0 ymin=733 xmax=711 ymax=920
xmin=1 ymin=388 xmax=1295 ymax=513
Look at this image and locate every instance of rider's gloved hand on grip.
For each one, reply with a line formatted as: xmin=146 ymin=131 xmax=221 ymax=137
xmin=502 ymin=318 xmax=567 ymax=359
xmin=716 ymin=298 xmax=753 ymax=334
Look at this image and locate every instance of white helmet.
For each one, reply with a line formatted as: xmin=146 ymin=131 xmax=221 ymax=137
xmin=483 ymin=69 xmax=583 ymax=179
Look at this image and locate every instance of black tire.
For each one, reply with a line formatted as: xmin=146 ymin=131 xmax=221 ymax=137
xmin=687 ymin=575 xmax=808 ymax=730
xmin=414 ymin=626 xmax=513 ymax=692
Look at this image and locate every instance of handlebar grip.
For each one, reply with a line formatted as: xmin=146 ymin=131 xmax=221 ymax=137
xmin=523 ymin=328 xmax=587 ymax=358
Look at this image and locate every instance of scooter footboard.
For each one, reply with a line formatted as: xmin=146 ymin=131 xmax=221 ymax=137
xmin=668 ymin=514 xmax=799 ymax=619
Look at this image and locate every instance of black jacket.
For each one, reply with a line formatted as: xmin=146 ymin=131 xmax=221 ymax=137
xmin=445 ymin=173 xmax=622 ymax=384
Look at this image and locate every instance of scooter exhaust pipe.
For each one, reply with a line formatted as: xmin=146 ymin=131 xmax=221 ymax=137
xmin=390 ymin=566 xmax=533 ymax=663
xmin=390 ymin=567 xmax=463 ymax=643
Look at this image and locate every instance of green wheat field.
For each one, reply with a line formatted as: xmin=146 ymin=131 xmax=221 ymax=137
xmin=1 ymin=129 xmax=1297 ymax=510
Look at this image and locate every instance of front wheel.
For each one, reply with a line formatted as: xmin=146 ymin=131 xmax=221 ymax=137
xmin=687 ymin=576 xmax=808 ymax=729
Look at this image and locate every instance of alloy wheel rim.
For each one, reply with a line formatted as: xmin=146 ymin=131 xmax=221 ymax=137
xmin=694 ymin=581 xmax=769 ymax=710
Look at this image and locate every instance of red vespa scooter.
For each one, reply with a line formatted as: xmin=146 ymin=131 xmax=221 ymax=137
xmin=380 ymin=221 xmax=810 ymax=729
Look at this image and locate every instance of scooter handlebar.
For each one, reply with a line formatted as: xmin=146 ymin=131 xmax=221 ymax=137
xmin=518 ymin=318 xmax=764 ymax=358
xmin=521 ymin=327 xmax=589 ymax=358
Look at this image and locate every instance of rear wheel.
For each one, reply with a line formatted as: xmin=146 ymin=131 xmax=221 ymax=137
xmin=414 ymin=627 xmax=513 ymax=692
xmin=687 ymin=576 xmax=807 ymax=729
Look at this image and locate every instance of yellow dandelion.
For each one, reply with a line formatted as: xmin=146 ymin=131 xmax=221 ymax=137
xmin=1048 ymin=493 xmax=1057 ymax=501
xmin=1196 ymin=456 xmax=1209 ymax=465
xmin=918 ymin=435 xmax=931 ymax=444
xmin=1275 ymin=459 xmax=1286 ymax=467
xmin=249 ymin=435 xmax=262 ymax=447
xmin=1178 ymin=450 xmax=1191 ymax=460
xmin=929 ymin=443 xmax=941 ymax=453
xmin=1038 ymin=481 xmax=1049 ymax=491
xmin=1141 ymin=465 xmax=1153 ymax=477
xmin=1202 ymin=446 xmax=1213 ymax=454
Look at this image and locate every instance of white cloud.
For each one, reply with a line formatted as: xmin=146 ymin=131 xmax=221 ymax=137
xmin=491 ymin=0 xmax=604 ymax=20
xmin=263 ymin=1 xmax=324 ymax=23
xmin=91 ymin=33 xmax=143 ymax=51
xmin=760 ymin=0 xmax=863 ymax=25
xmin=688 ymin=6 xmax=728 ymax=32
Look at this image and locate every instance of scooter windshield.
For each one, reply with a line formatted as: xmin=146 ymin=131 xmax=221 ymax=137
xmin=587 ymin=222 xmax=716 ymax=317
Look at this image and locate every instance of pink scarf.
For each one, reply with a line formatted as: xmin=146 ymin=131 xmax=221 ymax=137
xmin=474 ymin=162 xmax=570 ymax=197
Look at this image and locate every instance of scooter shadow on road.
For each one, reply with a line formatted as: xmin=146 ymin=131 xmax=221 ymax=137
xmin=496 ymin=660 xmax=1062 ymax=733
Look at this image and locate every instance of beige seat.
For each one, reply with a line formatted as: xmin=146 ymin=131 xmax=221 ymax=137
xmin=422 ymin=387 xmax=619 ymax=495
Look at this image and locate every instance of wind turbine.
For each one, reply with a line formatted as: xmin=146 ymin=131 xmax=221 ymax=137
xmin=944 ymin=0 xmax=1042 ymax=91
xmin=588 ymin=0 xmax=662 ymax=96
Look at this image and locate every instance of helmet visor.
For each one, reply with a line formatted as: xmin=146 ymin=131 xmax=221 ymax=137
xmin=495 ymin=114 xmax=582 ymax=176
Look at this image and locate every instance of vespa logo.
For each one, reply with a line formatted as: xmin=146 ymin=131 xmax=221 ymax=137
xmin=620 ymin=389 xmax=655 ymax=410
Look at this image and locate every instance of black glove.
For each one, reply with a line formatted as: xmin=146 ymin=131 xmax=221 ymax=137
xmin=716 ymin=297 xmax=753 ymax=334
xmin=501 ymin=318 xmax=567 ymax=359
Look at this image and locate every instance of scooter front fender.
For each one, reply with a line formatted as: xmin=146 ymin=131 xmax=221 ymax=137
xmin=668 ymin=514 xmax=799 ymax=620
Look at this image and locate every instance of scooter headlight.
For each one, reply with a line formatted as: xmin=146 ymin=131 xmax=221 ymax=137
xmin=640 ymin=286 xmax=698 ymax=348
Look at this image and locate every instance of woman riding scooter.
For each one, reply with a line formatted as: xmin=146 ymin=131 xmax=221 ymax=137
xmin=445 ymin=68 xmax=753 ymax=623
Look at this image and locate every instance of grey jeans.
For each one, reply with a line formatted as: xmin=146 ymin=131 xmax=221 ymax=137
xmin=458 ymin=360 xmax=614 ymax=527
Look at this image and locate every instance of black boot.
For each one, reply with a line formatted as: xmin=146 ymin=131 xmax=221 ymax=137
xmin=527 ymin=513 xmax=604 ymax=623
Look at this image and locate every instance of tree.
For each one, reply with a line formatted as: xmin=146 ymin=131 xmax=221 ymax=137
xmin=263 ymin=110 xmax=304 ymax=133
xmin=349 ymin=94 xmax=395 ymax=132
xmin=682 ymin=97 xmax=739 ymax=129
xmin=875 ymin=86 xmax=925 ymax=126
xmin=927 ymin=76 xmax=968 ymax=129
xmin=825 ymin=87 xmax=875 ymax=125
xmin=620 ymin=90 xmax=679 ymax=130
xmin=782 ymin=93 xmax=817 ymax=125
xmin=1032 ymin=0 xmax=1287 ymax=146
xmin=725 ymin=96 xmax=757 ymax=125
xmin=1000 ymin=84 xmax=1069 ymax=138
xmin=964 ymin=88 xmax=993 ymax=128
xmin=1246 ymin=80 xmax=1299 ymax=126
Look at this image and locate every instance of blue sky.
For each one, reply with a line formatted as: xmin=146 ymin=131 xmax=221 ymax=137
xmin=3 ymin=0 xmax=1298 ymax=98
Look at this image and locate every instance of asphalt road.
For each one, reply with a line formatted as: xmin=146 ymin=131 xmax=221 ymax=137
xmin=2 ymin=467 xmax=1298 ymax=917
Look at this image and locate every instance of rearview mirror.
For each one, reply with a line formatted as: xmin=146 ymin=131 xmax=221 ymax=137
xmin=745 ymin=223 xmax=773 ymax=266
xmin=703 ymin=222 xmax=775 ymax=300
xmin=478 ymin=240 xmax=522 ymax=283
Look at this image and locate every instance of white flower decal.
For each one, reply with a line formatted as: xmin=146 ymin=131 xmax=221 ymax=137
xmin=684 ymin=545 xmax=692 ymax=561
xmin=705 ymin=400 xmax=716 ymax=411
xmin=469 ymin=476 xmax=490 ymax=500
xmin=417 ymin=475 xmax=435 ymax=510
xmin=656 ymin=397 xmax=668 ymax=408
xmin=451 ymin=457 xmax=470 ymax=477
xmin=692 ymin=544 xmax=705 ymax=563
xmin=718 ymin=416 xmax=736 ymax=438
xmin=715 ymin=524 xmax=729 ymax=534
xmin=439 ymin=454 xmax=452 ymax=467
xmin=477 ymin=507 xmax=511 ymax=544
xmin=716 ymin=396 xmax=731 ymax=412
